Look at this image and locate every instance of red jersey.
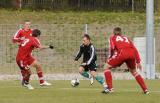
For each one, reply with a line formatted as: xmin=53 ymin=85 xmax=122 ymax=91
xmin=12 ymin=28 xmax=32 ymax=43
xmin=108 ymin=34 xmax=140 ymax=63
xmin=16 ymin=37 xmax=41 ymax=60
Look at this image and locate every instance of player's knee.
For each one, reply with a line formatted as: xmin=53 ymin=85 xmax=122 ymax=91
xmin=104 ymin=63 xmax=112 ymax=69
xmin=79 ymin=71 xmax=83 ymax=74
xmin=129 ymin=67 xmax=138 ymax=76
xmin=104 ymin=68 xmax=111 ymax=75
xmin=34 ymin=64 xmax=42 ymax=72
xmin=32 ymin=60 xmax=40 ymax=67
xmin=34 ymin=63 xmax=41 ymax=68
xmin=79 ymin=67 xmax=84 ymax=74
xmin=104 ymin=63 xmax=111 ymax=69
xmin=129 ymin=68 xmax=136 ymax=74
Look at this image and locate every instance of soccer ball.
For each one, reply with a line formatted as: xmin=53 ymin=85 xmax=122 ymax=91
xmin=71 ymin=78 xmax=80 ymax=87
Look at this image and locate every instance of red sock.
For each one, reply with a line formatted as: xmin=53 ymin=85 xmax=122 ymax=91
xmin=37 ymin=71 xmax=44 ymax=84
xmin=132 ymin=72 xmax=148 ymax=92
xmin=21 ymin=70 xmax=26 ymax=81
xmin=21 ymin=70 xmax=31 ymax=84
xmin=104 ymin=69 xmax=112 ymax=89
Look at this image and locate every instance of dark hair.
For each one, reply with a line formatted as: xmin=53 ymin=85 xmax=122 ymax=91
xmin=32 ymin=29 xmax=41 ymax=37
xmin=83 ymin=34 xmax=91 ymax=40
xmin=113 ymin=27 xmax=122 ymax=35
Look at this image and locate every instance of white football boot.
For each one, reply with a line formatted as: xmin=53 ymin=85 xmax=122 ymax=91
xmin=23 ymin=83 xmax=34 ymax=90
xmin=40 ymin=81 xmax=52 ymax=86
xmin=144 ymin=90 xmax=150 ymax=95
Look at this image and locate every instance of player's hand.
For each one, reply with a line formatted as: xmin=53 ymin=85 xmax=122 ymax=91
xmin=136 ymin=63 xmax=142 ymax=70
xmin=81 ymin=63 xmax=87 ymax=66
xmin=49 ymin=45 xmax=54 ymax=49
xmin=20 ymin=37 xmax=25 ymax=41
xmin=74 ymin=60 xmax=78 ymax=63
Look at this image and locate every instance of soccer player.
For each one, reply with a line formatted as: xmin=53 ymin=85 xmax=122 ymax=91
xmin=12 ymin=20 xmax=32 ymax=44
xmin=74 ymin=34 xmax=107 ymax=88
xmin=103 ymin=27 xmax=149 ymax=94
xmin=15 ymin=29 xmax=54 ymax=89
xmin=12 ymin=21 xmax=52 ymax=88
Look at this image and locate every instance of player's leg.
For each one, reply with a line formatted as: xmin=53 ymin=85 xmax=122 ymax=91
xmin=103 ymin=56 xmax=124 ymax=93
xmin=17 ymin=60 xmax=31 ymax=84
xmin=88 ymin=63 xmax=106 ymax=86
xmin=21 ymin=69 xmax=34 ymax=90
xmin=21 ymin=69 xmax=31 ymax=85
xmin=130 ymin=69 xmax=149 ymax=94
xmin=104 ymin=63 xmax=113 ymax=91
xmin=90 ymin=70 xmax=107 ymax=87
xmin=79 ymin=66 xmax=90 ymax=79
xmin=126 ymin=60 xmax=149 ymax=94
xmin=31 ymin=60 xmax=44 ymax=84
xmin=17 ymin=60 xmax=34 ymax=90
xmin=31 ymin=60 xmax=51 ymax=86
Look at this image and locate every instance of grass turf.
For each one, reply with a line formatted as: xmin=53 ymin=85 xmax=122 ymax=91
xmin=0 ymin=80 xmax=159 ymax=103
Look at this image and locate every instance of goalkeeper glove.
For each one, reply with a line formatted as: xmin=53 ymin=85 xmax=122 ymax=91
xmin=49 ymin=45 xmax=54 ymax=49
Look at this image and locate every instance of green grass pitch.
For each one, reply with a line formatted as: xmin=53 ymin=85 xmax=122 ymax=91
xmin=0 ymin=80 xmax=159 ymax=103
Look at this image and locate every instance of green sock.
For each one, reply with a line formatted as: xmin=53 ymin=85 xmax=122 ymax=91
xmin=95 ymin=76 xmax=104 ymax=85
xmin=81 ymin=71 xmax=89 ymax=78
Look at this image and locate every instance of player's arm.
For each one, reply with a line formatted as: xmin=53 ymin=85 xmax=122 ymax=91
xmin=33 ymin=38 xmax=54 ymax=51
xmin=12 ymin=29 xmax=23 ymax=44
xmin=38 ymin=45 xmax=54 ymax=50
xmin=108 ymin=35 xmax=115 ymax=58
xmin=36 ymin=45 xmax=54 ymax=51
xmin=129 ymin=39 xmax=141 ymax=63
xmin=85 ymin=45 xmax=96 ymax=65
xmin=74 ymin=45 xmax=83 ymax=61
xmin=129 ymin=39 xmax=142 ymax=69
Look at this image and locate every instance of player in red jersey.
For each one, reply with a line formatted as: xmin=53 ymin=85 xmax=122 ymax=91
xmin=12 ymin=20 xmax=32 ymax=44
xmin=103 ymin=27 xmax=149 ymax=94
xmin=16 ymin=29 xmax=54 ymax=90
xmin=12 ymin=21 xmax=53 ymax=88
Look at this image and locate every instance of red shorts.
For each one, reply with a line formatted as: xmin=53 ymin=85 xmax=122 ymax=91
xmin=16 ymin=56 xmax=35 ymax=70
xmin=107 ymin=49 xmax=136 ymax=69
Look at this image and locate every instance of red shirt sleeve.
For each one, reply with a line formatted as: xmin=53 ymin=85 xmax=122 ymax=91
xmin=129 ymin=39 xmax=141 ymax=63
xmin=108 ymin=35 xmax=115 ymax=58
xmin=32 ymin=38 xmax=41 ymax=48
xmin=12 ymin=29 xmax=23 ymax=43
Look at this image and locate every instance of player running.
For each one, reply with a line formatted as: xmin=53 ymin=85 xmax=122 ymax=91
xmin=74 ymin=34 xmax=107 ymax=88
xmin=103 ymin=27 xmax=149 ymax=94
xmin=15 ymin=29 xmax=53 ymax=90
